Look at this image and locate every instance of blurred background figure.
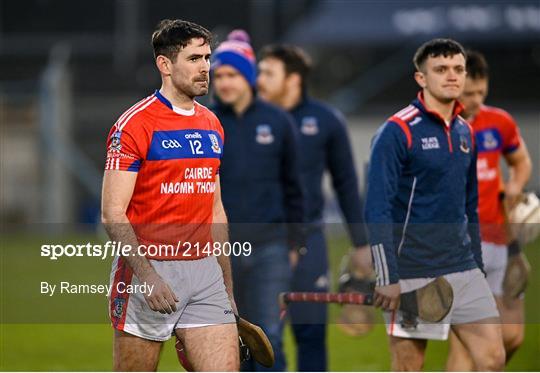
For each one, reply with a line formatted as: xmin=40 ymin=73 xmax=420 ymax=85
xmin=257 ymin=44 xmax=373 ymax=371
xmin=210 ymin=30 xmax=305 ymax=371
xmin=446 ymin=50 xmax=532 ymax=371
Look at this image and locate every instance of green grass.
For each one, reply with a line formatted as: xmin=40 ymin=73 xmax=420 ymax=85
xmin=1 ymin=232 xmax=539 ymax=371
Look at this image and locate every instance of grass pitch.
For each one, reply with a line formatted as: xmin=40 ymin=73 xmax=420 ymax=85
xmin=1 ymin=232 xmax=539 ymax=371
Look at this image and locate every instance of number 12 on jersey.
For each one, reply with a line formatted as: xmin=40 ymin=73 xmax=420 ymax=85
xmin=189 ymin=140 xmax=203 ymax=155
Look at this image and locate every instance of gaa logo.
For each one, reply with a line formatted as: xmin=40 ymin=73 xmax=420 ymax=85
xmin=162 ymin=139 xmax=182 ymax=149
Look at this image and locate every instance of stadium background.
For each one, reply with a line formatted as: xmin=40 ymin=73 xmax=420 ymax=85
xmin=1 ymin=0 xmax=539 ymax=370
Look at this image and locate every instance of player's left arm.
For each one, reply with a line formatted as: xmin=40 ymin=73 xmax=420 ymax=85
xmin=503 ymin=141 xmax=532 ymax=208
xmin=212 ymin=174 xmax=237 ymax=314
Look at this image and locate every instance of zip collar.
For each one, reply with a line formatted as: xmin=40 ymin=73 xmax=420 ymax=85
xmin=412 ymin=91 xmax=464 ymax=127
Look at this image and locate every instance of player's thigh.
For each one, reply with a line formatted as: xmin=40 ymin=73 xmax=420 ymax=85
xmin=451 ymin=319 xmax=505 ymax=369
xmin=176 ymin=323 xmax=239 ymax=371
xmin=113 ymin=329 xmax=163 ymax=371
xmin=446 ymin=330 xmax=475 ymax=371
xmin=389 ymin=336 xmax=427 ymax=371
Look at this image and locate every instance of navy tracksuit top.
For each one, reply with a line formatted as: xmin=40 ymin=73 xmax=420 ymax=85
xmin=290 ymin=95 xmax=367 ymax=246
xmin=365 ymin=92 xmax=483 ymax=286
xmin=212 ymin=98 xmax=305 ymax=247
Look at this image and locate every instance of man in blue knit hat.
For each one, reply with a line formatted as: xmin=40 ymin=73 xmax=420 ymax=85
xmin=210 ymin=30 xmax=305 ymax=371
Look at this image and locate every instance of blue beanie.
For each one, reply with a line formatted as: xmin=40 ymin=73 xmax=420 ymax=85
xmin=211 ymin=30 xmax=256 ymax=87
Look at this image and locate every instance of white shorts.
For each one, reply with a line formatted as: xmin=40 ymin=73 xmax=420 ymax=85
xmin=383 ymin=268 xmax=499 ymax=340
xmin=108 ymin=255 xmax=235 ymax=341
xmin=481 ymin=242 xmax=508 ymax=297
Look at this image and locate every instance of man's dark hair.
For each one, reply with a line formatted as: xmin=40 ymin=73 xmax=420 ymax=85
xmin=413 ymin=38 xmax=466 ymax=71
xmin=259 ymin=44 xmax=312 ymax=92
xmin=465 ymin=50 xmax=489 ymax=80
xmin=152 ymin=19 xmax=213 ymax=61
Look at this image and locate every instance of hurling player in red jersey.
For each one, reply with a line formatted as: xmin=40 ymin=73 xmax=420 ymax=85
xmin=101 ymin=20 xmax=239 ymax=371
xmin=447 ymin=51 xmax=532 ymax=370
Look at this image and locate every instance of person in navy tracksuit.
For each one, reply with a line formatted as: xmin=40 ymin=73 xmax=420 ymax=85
xmin=364 ymin=38 xmax=505 ymax=371
xmin=257 ymin=44 xmax=372 ymax=372
xmin=210 ymin=31 xmax=305 ymax=372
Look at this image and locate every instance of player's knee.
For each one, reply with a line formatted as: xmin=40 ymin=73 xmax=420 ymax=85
xmin=476 ymin=343 xmax=506 ymax=371
xmin=503 ymin=327 xmax=524 ymax=355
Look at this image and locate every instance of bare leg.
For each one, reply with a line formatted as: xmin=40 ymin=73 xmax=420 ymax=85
xmin=176 ymin=323 xmax=239 ymax=371
xmin=446 ymin=330 xmax=475 ymax=371
xmin=447 ymin=296 xmax=525 ymax=370
xmin=451 ymin=318 xmax=505 ymax=371
xmin=389 ymin=336 xmax=427 ymax=371
xmin=113 ymin=330 xmax=163 ymax=371
xmin=496 ymin=296 xmax=525 ymax=362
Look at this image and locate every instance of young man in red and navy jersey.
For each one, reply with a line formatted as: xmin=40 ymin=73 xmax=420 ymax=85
xmin=101 ymin=19 xmax=239 ymax=371
xmin=446 ymin=51 xmax=532 ymax=370
xmin=365 ymin=39 xmax=505 ymax=371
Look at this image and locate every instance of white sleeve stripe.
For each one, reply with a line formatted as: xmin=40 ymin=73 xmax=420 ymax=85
xmin=371 ymin=245 xmax=380 ymax=285
xmin=113 ymin=95 xmax=154 ymax=131
xmin=401 ymin=108 xmax=419 ymax=121
xmin=395 ymin=105 xmax=415 ymax=118
xmin=118 ymin=97 xmax=157 ymax=131
xmin=378 ymin=244 xmax=390 ymax=286
xmin=372 ymin=244 xmax=385 ymax=286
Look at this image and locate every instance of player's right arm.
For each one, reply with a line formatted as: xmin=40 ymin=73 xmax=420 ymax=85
xmin=101 ymin=170 xmax=179 ymax=314
xmin=504 ymin=143 xmax=532 ymax=206
xmin=364 ymin=121 xmax=410 ymax=311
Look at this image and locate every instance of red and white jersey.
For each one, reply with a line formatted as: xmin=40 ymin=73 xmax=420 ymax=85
xmin=471 ymin=105 xmax=521 ymax=245
xmin=105 ymin=91 xmax=224 ymax=259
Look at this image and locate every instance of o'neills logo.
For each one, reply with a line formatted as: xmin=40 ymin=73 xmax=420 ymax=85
xmin=185 ymin=132 xmax=202 ymax=139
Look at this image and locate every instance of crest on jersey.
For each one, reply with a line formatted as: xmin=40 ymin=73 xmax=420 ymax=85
xmin=109 ymin=131 xmax=122 ymax=152
xmin=255 ymin=124 xmax=274 ymax=144
xmin=112 ymin=297 xmax=125 ymax=318
xmin=482 ymin=131 xmax=498 ymax=150
xmin=460 ymin=135 xmax=470 ymax=154
xmin=208 ymin=133 xmax=222 ymax=154
xmin=301 ymin=117 xmax=319 ymax=135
